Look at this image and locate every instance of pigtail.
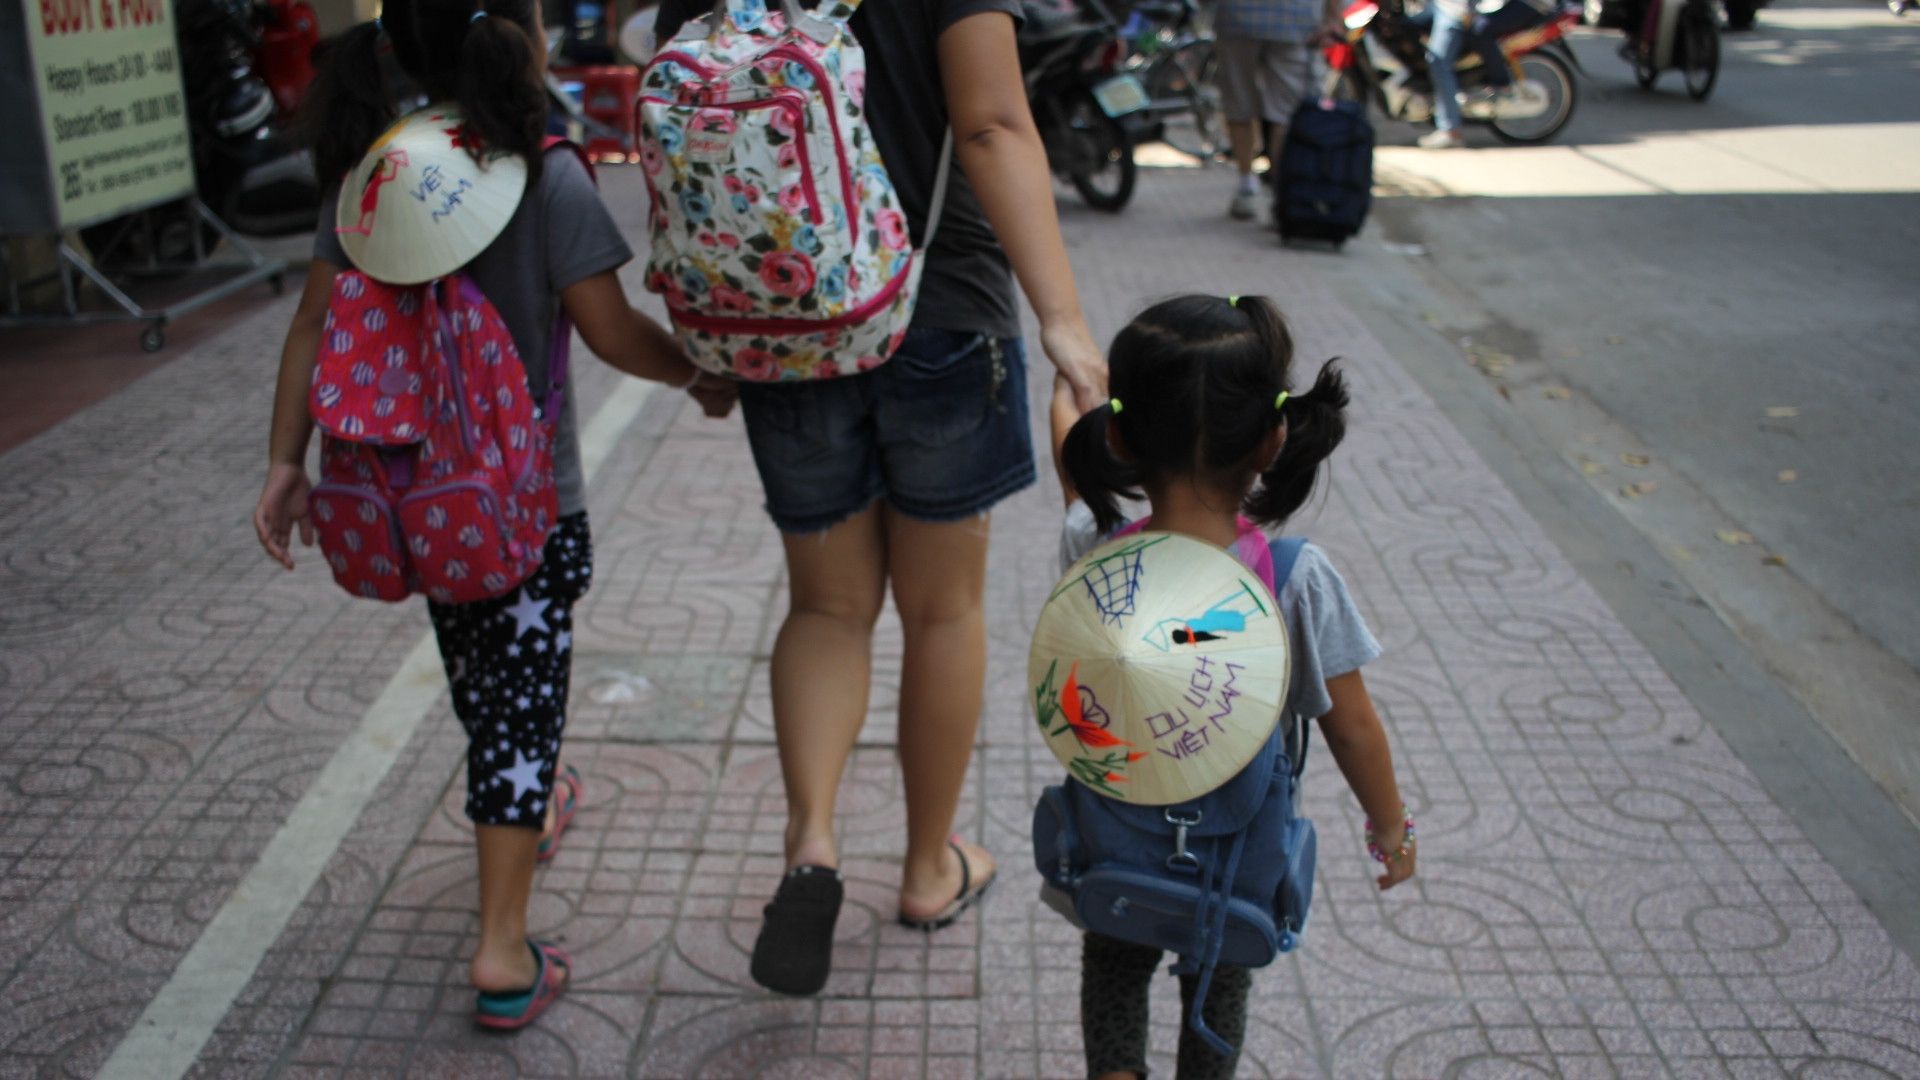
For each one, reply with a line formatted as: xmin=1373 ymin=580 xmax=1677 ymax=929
xmin=304 ymin=20 xmax=394 ymax=185
xmin=1244 ymin=359 xmax=1350 ymax=527
xmin=1061 ymin=404 xmax=1143 ymax=536
xmin=458 ymin=13 xmax=548 ymax=183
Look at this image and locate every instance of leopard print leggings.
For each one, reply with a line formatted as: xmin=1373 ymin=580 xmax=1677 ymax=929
xmin=1080 ymin=932 xmax=1254 ymax=1079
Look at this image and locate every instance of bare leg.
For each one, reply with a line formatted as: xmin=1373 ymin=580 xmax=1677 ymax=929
xmin=886 ymin=508 xmax=997 ymax=918
xmin=771 ymin=504 xmax=889 ymax=870
xmin=1228 ymin=118 xmax=1260 ymax=179
xmin=471 ymin=824 xmax=542 ymax=991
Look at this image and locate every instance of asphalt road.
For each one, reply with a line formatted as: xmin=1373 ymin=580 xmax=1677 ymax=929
xmin=1313 ymin=0 xmax=1920 ymax=822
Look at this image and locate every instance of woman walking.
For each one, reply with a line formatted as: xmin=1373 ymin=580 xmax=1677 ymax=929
xmin=654 ymin=0 xmax=1107 ymax=995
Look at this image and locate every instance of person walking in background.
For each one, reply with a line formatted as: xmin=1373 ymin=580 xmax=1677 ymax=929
xmin=1406 ymin=0 xmax=1474 ymax=148
xmin=253 ymin=0 xmax=707 ymax=1030
xmin=1215 ymin=0 xmax=1347 ymax=219
xmin=655 ymin=0 xmax=1107 ymax=999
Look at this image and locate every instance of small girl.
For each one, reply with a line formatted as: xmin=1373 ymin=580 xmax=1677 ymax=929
xmin=1050 ymin=295 xmax=1417 ymax=1079
xmin=252 ymin=0 xmax=712 ymax=1030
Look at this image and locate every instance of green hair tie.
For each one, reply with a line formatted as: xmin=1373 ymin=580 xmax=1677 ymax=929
xmin=1227 ymin=295 xmax=1241 ymax=308
xmin=1275 ymin=391 xmax=1290 ymax=412
xmin=1110 ymin=398 xmax=1123 ymax=414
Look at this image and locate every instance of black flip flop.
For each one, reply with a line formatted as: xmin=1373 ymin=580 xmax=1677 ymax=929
xmin=750 ymin=864 xmax=843 ymax=996
xmin=898 ymin=837 xmax=996 ymax=932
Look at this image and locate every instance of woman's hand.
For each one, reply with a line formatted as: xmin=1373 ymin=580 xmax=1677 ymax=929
xmin=254 ymin=463 xmax=314 ymax=570
xmin=1041 ymin=317 xmax=1108 ymax=416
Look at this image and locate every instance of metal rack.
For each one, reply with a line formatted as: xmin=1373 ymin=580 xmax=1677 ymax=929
xmin=1 ymin=199 xmax=286 ymax=353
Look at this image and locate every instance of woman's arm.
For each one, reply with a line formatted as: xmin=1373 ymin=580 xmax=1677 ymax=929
xmin=937 ymin=12 xmax=1106 ymax=415
xmin=254 ymin=259 xmax=340 ymax=569
xmin=1316 ymin=669 xmax=1416 ymax=890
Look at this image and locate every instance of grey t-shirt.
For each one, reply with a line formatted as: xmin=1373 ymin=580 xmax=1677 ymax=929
xmin=1059 ymin=500 xmax=1382 ymax=721
xmin=313 ymin=145 xmax=634 ymax=517
xmin=653 ymin=0 xmax=1025 ymax=340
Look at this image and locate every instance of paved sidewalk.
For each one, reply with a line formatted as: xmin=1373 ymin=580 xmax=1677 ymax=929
xmin=3 ymin=164 xmax=1918 ymax=1079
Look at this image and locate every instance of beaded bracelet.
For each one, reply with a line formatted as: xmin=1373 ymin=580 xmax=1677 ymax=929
xmin=1365 ymin=806 xmax=1416 ymax=865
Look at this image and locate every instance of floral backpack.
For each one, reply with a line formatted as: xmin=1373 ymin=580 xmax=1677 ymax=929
xmin=638 ymin=0 xmax=950 ymax=381
xmin=306 ymin=140 xmax=589 ymax=604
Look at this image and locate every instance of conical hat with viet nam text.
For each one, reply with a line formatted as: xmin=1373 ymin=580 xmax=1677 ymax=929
xmin=1028 ymin=531 xmax=1290 ymax=806
xmin=335 ymin=107 xmax=528 ymax=285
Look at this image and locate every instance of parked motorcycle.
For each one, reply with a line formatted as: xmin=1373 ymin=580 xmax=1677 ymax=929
xmin=1326 ymin=0 xmax=1583 ymax=144
xmin=82 ymin=0 xmax=320 ymax=268
xmin=1115 ymin=0 xmax=1223 ymax=163
xmin=1019 ymin=0 xmax=1146 ymax=211
xmin=1589 ymin=0 xmax=1720 ymax=98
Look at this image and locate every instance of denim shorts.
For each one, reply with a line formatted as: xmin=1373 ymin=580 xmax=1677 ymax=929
xmin=737 ymin=328 xmax=1037 ymax=534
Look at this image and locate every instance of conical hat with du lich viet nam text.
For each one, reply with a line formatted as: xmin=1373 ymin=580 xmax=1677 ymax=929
xmin=335 ymin=107 xmax=528 ymax=286
xmin=1028 ymin=531 xmax=1291 ymax=806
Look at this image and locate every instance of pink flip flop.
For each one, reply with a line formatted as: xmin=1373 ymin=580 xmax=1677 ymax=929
xmin=535 ymin=765 xmax=582 ymax=864
xmin=474 ymin=939 xmax=571 ymax=1030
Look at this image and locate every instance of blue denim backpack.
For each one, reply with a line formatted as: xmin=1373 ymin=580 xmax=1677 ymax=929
xmin=1032 ymin=537 xmax=1315 ymax=1056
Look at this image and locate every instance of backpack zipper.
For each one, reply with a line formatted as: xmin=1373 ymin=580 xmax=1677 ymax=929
xmin=668 ymin=255 xmax=912 ymax=335
xmin=641 ymin=92 xmax=822 ymax=225
xmin=647 ymin=43 xmax=859 ymax=248
xmin=433 ymin=286 xmax=477 ymax=456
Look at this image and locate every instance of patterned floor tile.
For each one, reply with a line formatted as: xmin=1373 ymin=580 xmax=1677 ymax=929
xmin=3 ymin=162 xmax=1918 ymax=1079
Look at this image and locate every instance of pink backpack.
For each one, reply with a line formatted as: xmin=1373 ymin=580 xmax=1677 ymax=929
xmin=306 ymin=139 xmax=586 ymax=604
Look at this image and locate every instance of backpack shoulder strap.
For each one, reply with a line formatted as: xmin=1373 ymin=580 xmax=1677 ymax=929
xmin=535 ymin=136 xmax=596 ymax=420
xmin=1268 ymin=537 xmax=1308 ymax=591
xmin=1268 ymin=536 xmax=1311 ymax=779
xmin=541 ymin=135 xmax=596 ymax=184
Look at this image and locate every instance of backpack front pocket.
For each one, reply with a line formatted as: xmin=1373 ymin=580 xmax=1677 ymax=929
xmin=1073 ymin=866 xmax=1283 ymax=968
xmin=310 ymin=482 xmax=411 ymax=602
xmin=397 ymin=478 xmax=542 ymax=604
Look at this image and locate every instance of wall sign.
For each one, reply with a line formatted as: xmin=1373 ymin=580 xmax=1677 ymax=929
xmin=18 ymin=0 xmax=195 ymax=230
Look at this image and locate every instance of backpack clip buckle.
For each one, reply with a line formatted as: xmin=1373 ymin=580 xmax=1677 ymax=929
xmin=1165 ymin=808 xmax=1203 ymax=874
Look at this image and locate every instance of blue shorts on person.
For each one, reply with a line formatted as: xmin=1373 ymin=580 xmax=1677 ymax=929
xmin=737 ymin=328 xmax=1037 ymax=534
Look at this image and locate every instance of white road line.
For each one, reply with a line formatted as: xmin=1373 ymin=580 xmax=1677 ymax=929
xmin=98 ymin=374 xmax=657 ymax=1080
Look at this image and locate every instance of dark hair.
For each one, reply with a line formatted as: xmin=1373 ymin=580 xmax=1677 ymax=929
xmin=304 ymin=0 xmax=547 ymax=187
xmin=1061 ymin=294 xmax=1350 ymax=535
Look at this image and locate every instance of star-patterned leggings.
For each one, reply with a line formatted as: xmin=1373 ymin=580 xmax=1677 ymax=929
xmin=427 ymin=513 xmax=592 ymax=829
xmin=1082 ymin=931 xmax=1253 ymax=1079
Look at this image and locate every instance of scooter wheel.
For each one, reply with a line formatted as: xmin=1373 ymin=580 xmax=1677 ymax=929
xmin=140 ymin=325 xmax=165 ymax=353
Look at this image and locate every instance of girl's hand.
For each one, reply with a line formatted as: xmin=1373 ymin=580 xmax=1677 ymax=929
xmin=254 ymin=463 xmax=314 ymax=570
xmin=1041 ymin=317 xmax=1108 ymax=415
xmin=1371 ymin=825 xmax=1417 ymax=891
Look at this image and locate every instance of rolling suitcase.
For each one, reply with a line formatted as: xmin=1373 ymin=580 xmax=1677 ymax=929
xmin=1274 ymin=94 xmax=1374 ymax=250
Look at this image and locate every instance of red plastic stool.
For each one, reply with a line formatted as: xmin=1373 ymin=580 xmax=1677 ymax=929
xmin=552 ymin=65 xmax=641 ymax=164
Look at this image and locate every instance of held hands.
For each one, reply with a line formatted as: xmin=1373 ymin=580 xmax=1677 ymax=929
xmin=1040 ymin=317 xmax=1109 ymax=416
xmin=254 ymin=462 xmax=314 ymax=570
xmin=685 ymin=372 xmax=739 ymax=419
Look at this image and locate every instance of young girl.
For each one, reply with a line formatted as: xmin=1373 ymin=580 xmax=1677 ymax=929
xmin=251 ymin=0 xmax=712 ymax=1030
xmin=1050 ymin=295 xmax=1417 ymax=1079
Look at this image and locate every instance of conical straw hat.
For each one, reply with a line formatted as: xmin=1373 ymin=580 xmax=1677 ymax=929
xmin=335 ymin=107 xmax=528 ymax=285
xmin=1029 ymin=532 xmax=1290 ymax=806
